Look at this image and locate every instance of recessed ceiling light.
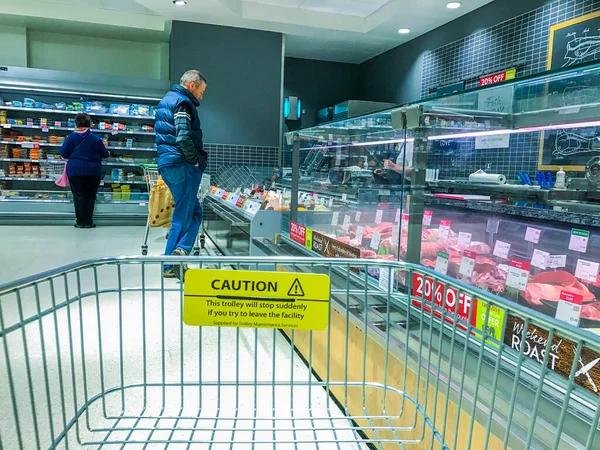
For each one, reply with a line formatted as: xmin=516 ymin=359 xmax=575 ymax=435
xmin=447 ymin=2 xmax=462 ymax=8
xmin=398 ymin=29 xmax=411 ymax=34
xmin=173 ymin=0 xmax=187 ymax=5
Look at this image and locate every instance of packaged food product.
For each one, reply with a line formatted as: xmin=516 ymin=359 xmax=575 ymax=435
xmin=110 ymin=104 xmax=131 ymax=115
xmin=130 ymin=104 xmax=150 ymax=116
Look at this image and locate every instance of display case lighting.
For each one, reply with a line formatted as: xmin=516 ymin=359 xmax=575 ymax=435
xmin=398 ymin=29 xmax=411 ymax=34
xmin=173 ymin=0 xmax=187 ymax=5
xmin=298 ymin=119 xmax=600 ymax=150
xmin=446 ymin=2 xmax=462 ymax=8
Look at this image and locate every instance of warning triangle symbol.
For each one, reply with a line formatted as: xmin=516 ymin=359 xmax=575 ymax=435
xmin=287 ymin=278 xmax=305 ymax=297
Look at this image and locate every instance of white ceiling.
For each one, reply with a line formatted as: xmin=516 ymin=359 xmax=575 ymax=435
xmin=0 ymin=0 xmax=494 ymax=63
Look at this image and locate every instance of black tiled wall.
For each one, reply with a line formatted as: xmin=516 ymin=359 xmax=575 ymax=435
xmin=421 ymin=0 xmax=600 ymax=181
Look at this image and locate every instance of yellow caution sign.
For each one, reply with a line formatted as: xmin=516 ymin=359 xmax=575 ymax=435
xmin=183 ymin=269 xmax=331 ymax=330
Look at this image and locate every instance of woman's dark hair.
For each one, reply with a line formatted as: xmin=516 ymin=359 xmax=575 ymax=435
xmin=75 ymin=113 xmax=92 ymax=128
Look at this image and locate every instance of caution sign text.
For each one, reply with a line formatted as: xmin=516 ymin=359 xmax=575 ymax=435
xmin=183 ymin=269 xmax=331 ymax=330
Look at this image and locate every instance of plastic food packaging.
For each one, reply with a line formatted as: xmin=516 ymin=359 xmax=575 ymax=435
xmin=468 ymin=169 xmax=507 ymax=185
xmin=110 ymin=104 xmax=131 ymax=115
xmin=130 ymin=104 xmax=150 ymax=116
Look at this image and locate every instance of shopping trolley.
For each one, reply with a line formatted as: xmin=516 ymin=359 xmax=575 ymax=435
xmin=140 ymin=164 xmax=211 ymax=256
xmin=1 ymin=256 xmax=599 ymax=449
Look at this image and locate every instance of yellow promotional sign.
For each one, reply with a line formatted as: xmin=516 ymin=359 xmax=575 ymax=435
xmin=183 ymin=269 xmax=331 ymax=330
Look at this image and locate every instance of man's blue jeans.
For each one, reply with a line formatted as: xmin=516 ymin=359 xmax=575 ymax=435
xmin=159 ymin=163 xmax=203 ymax=268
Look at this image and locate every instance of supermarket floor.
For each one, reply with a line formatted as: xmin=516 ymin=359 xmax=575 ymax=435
xmin=0 ymin=225 xmax=219 ymax=285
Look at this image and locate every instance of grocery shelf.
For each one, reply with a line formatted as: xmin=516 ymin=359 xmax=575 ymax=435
xmin=0 ymin=176 xmax=146 ymax=185
xmin=2 ymin=124 xmax=155 ymax=136
xmin=0 ymin=140 xmax=62 ymax=147
xmin=0 ymin=176 xmax=56 ymax=182
xmin=0 ymin=105 xmax=154 ymax=120
xmin=0 ymin=158 xmax=143 ymax=167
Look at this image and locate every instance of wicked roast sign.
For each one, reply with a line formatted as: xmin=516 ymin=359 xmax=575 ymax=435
xmin=504 ymin=314 xmax=600 ymax=395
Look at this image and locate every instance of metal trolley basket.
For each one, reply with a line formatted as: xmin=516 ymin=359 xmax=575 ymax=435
xmin=140 ymin=164 xmax=211 ymax=256
xmin=1 ymin=256 xmax=599 ymax=449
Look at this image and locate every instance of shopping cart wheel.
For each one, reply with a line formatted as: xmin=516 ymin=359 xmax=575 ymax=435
xmin=141 ymin=245 xmax=148 ymax=256
xmin=192 ymin=246 xmax=200 ymax=256
xmin=200 ymin=237 xmax=206 ymax=249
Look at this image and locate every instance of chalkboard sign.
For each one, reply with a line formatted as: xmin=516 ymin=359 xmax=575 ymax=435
xmin=548 ymin=11 xmax=600 ymax=70
xmin=539 ymin=11 xmax=600 ymax=170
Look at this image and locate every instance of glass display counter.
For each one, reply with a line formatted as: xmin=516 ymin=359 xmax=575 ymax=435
xmin=282 ymin=60 xmax=600 ymax=337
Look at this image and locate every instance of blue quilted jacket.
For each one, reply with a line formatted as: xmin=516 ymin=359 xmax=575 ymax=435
xmin=155 ymin=84 xmax=205 ymax=168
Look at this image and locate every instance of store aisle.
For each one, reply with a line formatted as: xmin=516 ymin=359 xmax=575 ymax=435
xmin=0 ymin=225 xmax=216 ymax=285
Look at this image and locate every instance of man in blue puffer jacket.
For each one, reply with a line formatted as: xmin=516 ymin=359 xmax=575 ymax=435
xmin=155 ymin=70 xmax=208 ymax=280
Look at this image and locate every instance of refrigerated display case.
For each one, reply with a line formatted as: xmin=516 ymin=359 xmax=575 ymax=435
xmin=281 ymin=59 xmax=600 ymax=335
xmin=0 ymin=66 xmax=166 ymax=224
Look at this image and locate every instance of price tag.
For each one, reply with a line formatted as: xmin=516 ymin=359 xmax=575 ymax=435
xmin=0 ymin=196 xmax=6 ymax=201
xmin=342 ymin=215 xmax=351 ymax=232
xmin=375 ymin=210 xmax=383 ymax=224
xmin=575 ymin=259 xmax=600 ymax=282
xmin=370 ymin=231 xmax=381 ymax=250
xmin=2 ymin=124 xmax=11 ymax=129
xmin=229 ymin=194 xmax=239 ymax=205
xmin=355 ymin=211 xmax=362 ymax=222
xmin=459 ymin=250 xmax=477 ymax=278
xmin=506 ymin=259 xmax=530 ymax=291
xmin=435 ymin=251 xmax=449 ymax=275
xmin=356 ymin=226 xmax=365 ymax=242
xmin=486 ymin=219 xmax=499 ymax=234
xmin=401 ymin=213 xmax=409 ymax=229
xmin=42 ymin=127 xmax=48 ymax=133
xmin=531 ymin=249 xmax=550 ymax=270
xmin=245 ymin=201 xmax=260 ymax=215
xmin=331 ymin=212 xmax=340 ymax=226
xmin=438 ymin=220 xmax=451 ymax=240
xmin=458 ymin=232 xmax=472 ymax=248
xmin=423 ymin=210 xmax=433 ymax=227
xmin=569 ymin=229 xmax=590 ymax=253
xmin=139 ymin=201 xmax=146 ymax=206
xmin=493 ymin=240 xmax=511 ymax=259
xmin=556 ymin=291 xmax=583 ymax=326
xmin=547 ymin=254 xmax=567 ymax=268
xmin=342 ymin=193 xmax=348 ymax=202
xmin=328 ymin=197 xmax=334 ymax=208
xmin=379 ymin=190 xmax=391 ymax=196
xmin=525 ymin=227 xmax=541 ymax=244
xmin=379 ymin=268 xmax=392 ymax=292
xmin=392 ymin=225 xmax=400 ymax=246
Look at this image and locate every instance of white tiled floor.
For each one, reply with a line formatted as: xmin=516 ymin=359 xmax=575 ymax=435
xmin=0 ymin=225 xmax=198 ymax=285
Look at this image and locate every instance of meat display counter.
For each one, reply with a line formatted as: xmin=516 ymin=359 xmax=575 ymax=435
xmin=281 ymin=60 xmax=600 ymax=335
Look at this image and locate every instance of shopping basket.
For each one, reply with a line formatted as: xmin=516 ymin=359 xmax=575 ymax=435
xmin=140 ymin=164 xmax=211 ymax=256
xmin=0 ymin=256 xmax=599 ymax=449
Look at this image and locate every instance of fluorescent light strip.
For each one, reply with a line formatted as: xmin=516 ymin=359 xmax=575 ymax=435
xmin=0 ymin=84 xmax=161 ymax=102
xmin=299 ymin=120 xmax=600 ymax=150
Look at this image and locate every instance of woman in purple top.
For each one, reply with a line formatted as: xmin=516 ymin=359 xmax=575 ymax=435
xmin=60 ymin=113 xmax=109 ymax=228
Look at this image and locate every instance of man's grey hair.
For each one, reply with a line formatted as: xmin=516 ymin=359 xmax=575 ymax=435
xmin=180 ymin=70 xmax=207 ymax=87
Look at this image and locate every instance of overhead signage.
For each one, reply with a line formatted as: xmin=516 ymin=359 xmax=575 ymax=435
xmin=184 ymin=270 xmax=331 ymax=330
xmin=479 ymin=68 xmax=516 ymax=87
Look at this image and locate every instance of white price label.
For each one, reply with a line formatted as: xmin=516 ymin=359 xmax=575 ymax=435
xmin=355 ymin=211 xmax=362 ymax=222
xmin=395 ymin=209 xmax=401 ymax=223
xmin=458 ymin=232 xmax=472 ymax=248
xmin=331 ymin=212 xmax=340 ymax=226
xmin=378 ymin=190 xmax=391 ymax=196
xmin=531 ymin=249 xmax=550 ymax=270
xmin=575 ymin=259 xmax=600 ymax=282
xmin=2 ymin=124 xmax=11 ymax=129
xmin=356 ymin=226 xmax=365 ymax=242
xmin=342 ymin=193 xmax=348 ymax=202
xmin=423 ymin=210 xmax=433 ymax=227
xmin=375 ymin=210 xmax=383 ymax=224
xmin=459 ymin=250 xmax=476 ymax=278
xmin=342 ymin=215 xmax=351 ymax=232
xmin=525 ymin=227 xmax=541 ymax=244
xmin=556 ymin=291 xmax=583 ymax=327
xmin=493 ymin=240 xmax=511 ymax=259
xmin=328 ymin=197 xmax=334 ymax=208
xmin=506 ymin=259 xmax=530 ymax=291
xmin=379 ymin=268 xmax=392 ymax=292
xmin=438 ymin=221 xmax=451 ymax=240
xmin=370 ymin=231 xmax=382 ymax=250
xmin=111 ymin=129 xmax=118 ymax=135
xmin=392 ymin=225 xmax=400 ymax=246
xmin=547 ymin=255 xmax=567 ymax=268
xmin=569 ymin=229 xmax=590 ymax=253
xmin=435 ymin=251 xmax=449 ymax=275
